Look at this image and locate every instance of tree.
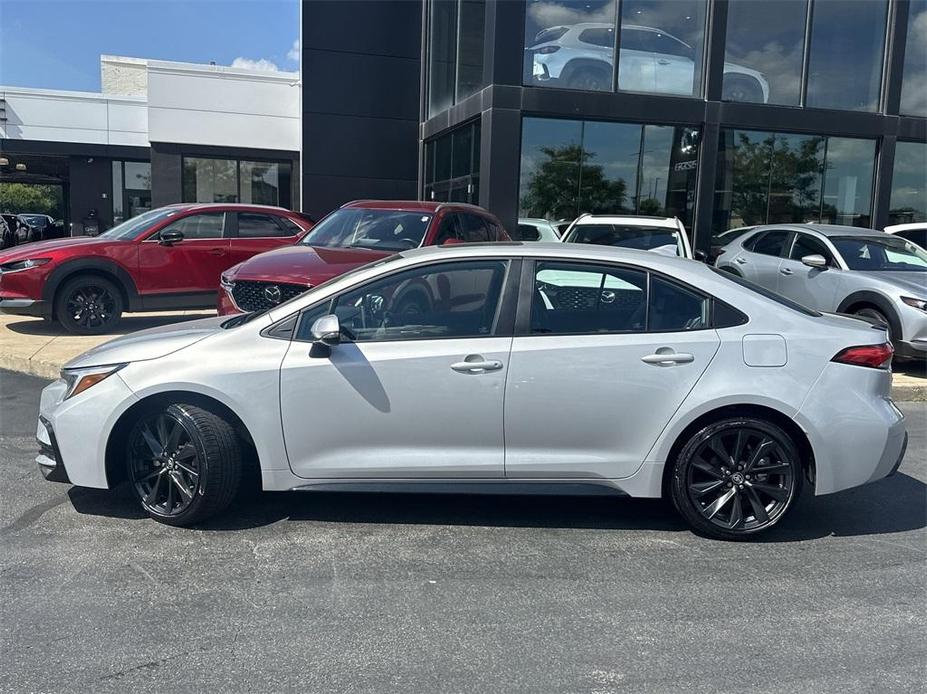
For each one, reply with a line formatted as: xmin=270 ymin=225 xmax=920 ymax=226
xmin=521 ymin=145 xmax=628 ymax=220
xmin=0 ymin=183 xmax=64 ymax=217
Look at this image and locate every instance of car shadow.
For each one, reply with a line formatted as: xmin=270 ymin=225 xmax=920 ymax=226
xmin=6 ymin=312 xmax=212 ymax=337
xmin=67 ymin=471 xmax=926 ymax=542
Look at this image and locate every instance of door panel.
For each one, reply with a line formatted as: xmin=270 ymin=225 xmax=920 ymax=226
xmin=504 ymin=331 xmax=719 ymax=479
xmin=776 ymin=233 xmax=843 ymax=310
xmin=737 ymin=230 xmax=791 ymax=288
xmin=280 ymin=338 xmax=510 ymax=478
xmin=137 ymin=212 xmax=230 ymax=295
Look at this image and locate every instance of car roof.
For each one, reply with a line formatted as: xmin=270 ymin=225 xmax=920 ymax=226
xmin=885 ymin=223 xmax=927 ymax=233
xmin=342 ymin=200 xmax=490 ymax=214
xmin=167 ymin=202 xmax=291 ymax=213
xmin=748 ymin=223 xmax=884 ymax=239
xmin=572 ymin=215 xmax=680 ymax=228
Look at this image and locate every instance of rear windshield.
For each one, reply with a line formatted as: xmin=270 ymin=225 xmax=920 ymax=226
xmin=565 ymin=224 xmax=682 ymax=256
xmin=710 ymin=267 xmax=821 ymax=317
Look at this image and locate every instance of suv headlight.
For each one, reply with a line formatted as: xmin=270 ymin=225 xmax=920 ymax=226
xmin=220 ymin=273 xmax=235 ymax=290
xmin=0 ymin=258 xmax=51 ymax=273
xmin=61 ymin=364 xmax=127 ymax=400
xmin=900 ymin=296 xmax=927 ymax=313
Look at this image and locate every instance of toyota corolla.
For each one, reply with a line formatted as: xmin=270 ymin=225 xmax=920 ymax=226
xmin=36 ymin=243 xmax=906 ymax=539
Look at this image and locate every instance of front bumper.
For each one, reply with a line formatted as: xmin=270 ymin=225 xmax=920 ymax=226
xmin=36 ymin=416 xmax=70 ymax=483
xmin=894 ymin=339 xmax=927 ymax=360
xmin=0 ymin=298 xmax=46 ymax=317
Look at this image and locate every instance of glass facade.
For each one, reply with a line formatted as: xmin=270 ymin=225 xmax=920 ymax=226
xmin=519 ymin=117 xmax=700 ymax=226
xmin=424 ymin=120 xmax=481 ymax=204
xmin=426 ymin=0 xmax=485 ymax=117
xmin=182 ymin=157 xmax=291 ymax=208
xmin=714 ymin=130 xmax=875 ymax=232
xmin=111 ymin=161 xmax=151 ymax=224
xmin=900 ymin=0 xmax=927 ymax=117
xmin=889 ymin=141 xmax=927 ymax=224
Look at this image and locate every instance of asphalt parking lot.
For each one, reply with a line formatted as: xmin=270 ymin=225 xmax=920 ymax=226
xmin=1 ymin=368 xmax=925 ymax=693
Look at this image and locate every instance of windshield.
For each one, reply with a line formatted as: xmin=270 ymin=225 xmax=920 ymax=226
xmin=98 ymin=208 xmax=179 ymax=241
xmin=565 ymin=224 xmax=682 ymax=256
xmin=301 ymin=208 xmax=432 ymax=252
xmin=832 ymin=236 xmax=927 ymax=272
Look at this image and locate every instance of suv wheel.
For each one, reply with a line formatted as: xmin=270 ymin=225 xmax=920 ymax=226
xmin=55 ymin=275 xmax=124 ymax=335
xmin=669 ymin=418 xmax=803 ymax=540
xmin=854 ymin=307 xmax=893 ymax=344
xmin=126 ymin=403 xmax=242 ymax=526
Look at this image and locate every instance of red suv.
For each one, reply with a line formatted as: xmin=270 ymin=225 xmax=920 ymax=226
xmin=218 ymin=200 xmax=510 ymax=315
xmin=0 ymin=203 xmax=312 ymax=334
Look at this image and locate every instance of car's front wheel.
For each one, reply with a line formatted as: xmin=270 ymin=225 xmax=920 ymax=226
xmin=55 ymin=275 xmax=124 ymax=335
xmin=126 ymin=403 xmax=241 ymax=526
xmin=669 ymin=418 xmax=803 ymax=540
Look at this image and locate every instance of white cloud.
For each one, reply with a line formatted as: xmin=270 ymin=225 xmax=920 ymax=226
xmin=287 ymin=38 xmax=299 ymax=63
xmin=230 ymin=57 xmax=280 ymax=72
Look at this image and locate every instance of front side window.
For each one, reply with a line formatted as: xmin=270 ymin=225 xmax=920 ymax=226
xmin=299 ymin=260 xmax=508 ymax=342
xmin=566 ymin=224 xmax=682 ymax=256
xmin=789 ymin=234 xmax=832 ymax=262
xmin=749 ymin=230 xmax=791 ymax=257
xmin=302 ymin=209 xmax=432 ymax=252
xmin=532 ymin=261 xmax=647 ymax=334
xmin=237 ymin=213 xmax=291 ymax=238
xmin=831 ymin=237 xmax=927 ymax=272
xmin=160 ymin=212 xmax=225 ymax=240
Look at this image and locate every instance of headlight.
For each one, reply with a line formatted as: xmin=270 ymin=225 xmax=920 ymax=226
xmin=220 ymin=273 xmax=235 ymax=290
xmin=61 ymin=364 xmax=127 ymax=400
xmin=900 ymin=296 xmax=927 ymax=313
xmin=0 ymin=258 xmax=51 ymax=273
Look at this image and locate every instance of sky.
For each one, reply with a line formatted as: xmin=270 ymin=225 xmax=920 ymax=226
xmin=0 ymin=0 xmax=300 ymax=92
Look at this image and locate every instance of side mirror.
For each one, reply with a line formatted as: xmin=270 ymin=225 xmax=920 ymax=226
xmin=310 ymin=314 xmax=341 ymax=347
xmin=694 ymin=249 xmax=708 ymax=262
xmin=801 ymin=254 xmax=828 ymax=269
xmin=159 ymin=229 xmax=184 ymax=246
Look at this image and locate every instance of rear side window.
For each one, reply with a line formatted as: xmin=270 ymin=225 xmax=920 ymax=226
xmin=459 ymin=213 xmax=490 ymax=242
xmin=517 ymin=224 xmax=541 ymax=241
xmin=710 ymin=267 xmax=820 ymax=317
xmin=649 ymin=276 xmax=709 ymax=331
xmin=237 ymin=213 xmax=290 ymax=238
xmin=747 ymin=230 xmax=791 ymax=257
xmin=579 ymin=28 xmax=614 ymax=48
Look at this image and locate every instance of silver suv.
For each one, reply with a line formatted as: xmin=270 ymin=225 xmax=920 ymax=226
xmin=715 ymin=224 xmax=927 ymax=359
xmin=527 ymin=22 xmax=770 ymax=101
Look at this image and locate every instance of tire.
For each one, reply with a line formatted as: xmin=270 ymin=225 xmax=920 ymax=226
xmin=55 ymin=275 xmax=124 ymax=335
xmin=722 ymin=76 xmax=764 ymax=103
xmin=566 ymin=67 xmax=610 ymax=91
xmin=126 ymin=403 xmax=242 ymax=527
xmin=669 ymin=417 xmax=803 ymax=540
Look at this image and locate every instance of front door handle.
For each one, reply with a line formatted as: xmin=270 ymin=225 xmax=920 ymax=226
xmin=451 ymin=355 xmax=503 ymax=373
xmin=641 ymin=351 xmax=695 ymax=366
xmin=734 ymin=257 xmax=747 ymax=264
xmin=779 ymin=267 xmax=793 ymax=275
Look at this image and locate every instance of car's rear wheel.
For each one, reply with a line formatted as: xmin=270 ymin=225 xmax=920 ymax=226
xmin=55 ymin=275 xmax=124 ymax=335
xmin=722 ymin=76 xmax=765 ymax=103
xmin=670 ymin=418 xmax=803 ymax=540
xmin=566 ymin=67 xmax=610 ymax=91
xmin=126 ymin=403 xmax=241 ymax=526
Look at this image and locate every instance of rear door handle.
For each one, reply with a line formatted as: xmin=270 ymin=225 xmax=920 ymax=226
xmin=641 ymin=352 xmax=695 ymax=365
xmin=780 ymin=267 xmax=793 ymax=275
xmin=734 ymin=257 xmax=747 ymax=264
xmin=451 ymin=355 xmax=503 ymax=373
xmin=208 ymin=248 xmax=227 ymax=256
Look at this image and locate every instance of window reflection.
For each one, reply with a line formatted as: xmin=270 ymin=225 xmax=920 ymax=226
xmin=424 ymin=121 xmax=481 ymax=205
xmin=519 ymin=117 xmax=699 ymax=226
xmin=900 ymin=0 xmax=927 ymax=117
xmin=889 ymin=142 xmax=927 ymax=225
xmin=724 ymin=0 xmax=806 ymax=105
xmin=806 ymin=0 xmax=887 ymax=111
xmin=427 ymin=0 xmax=485 ymax=117
xmin=714 ymin=130 xmax=875 ymax=232
xmin=182 ymin=157 xmax=291 ymax=208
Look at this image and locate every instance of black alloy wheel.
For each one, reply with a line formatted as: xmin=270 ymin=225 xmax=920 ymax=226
xmin=55 ymin=275 xmax=124 ymax=335
xmin=568 ymin=68 xmax=609 ymax=91
xmin=671 ymin=418 xmax=802 ymax=540
xmin=127 ymin=403 xmax=242 ymax=526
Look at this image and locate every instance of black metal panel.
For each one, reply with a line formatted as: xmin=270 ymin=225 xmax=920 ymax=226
xmin=301 ymin=0 xmax=421 ymax=59
xmin=301 ymin=174 xmax=419 ymax=222
xmin=0 ymin=138 xmax=148 ymax=160
xmin=67 ymin=156 xmax=113 ymax=232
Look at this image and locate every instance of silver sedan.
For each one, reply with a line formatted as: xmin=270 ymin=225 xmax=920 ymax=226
xmin=36 ymin=243 xmax=906 ymax=539
xmin=715 ymin=224 xmax=927 ymax=360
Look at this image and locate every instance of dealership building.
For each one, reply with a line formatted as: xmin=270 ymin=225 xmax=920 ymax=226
xmin=2 ymin=0 xmax=925 ymax=253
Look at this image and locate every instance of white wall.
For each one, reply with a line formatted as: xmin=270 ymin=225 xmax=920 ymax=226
xmin=0 ymin=87 xmax=148 ymax=147
xmin=146 ymin=61 xmax=300 ymax=151
xmin=101 ymin=55 xmax=148 ymax=97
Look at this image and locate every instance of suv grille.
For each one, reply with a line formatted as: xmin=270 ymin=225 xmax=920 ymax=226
xmin=231 ymin=281 xmax=309 ymax=312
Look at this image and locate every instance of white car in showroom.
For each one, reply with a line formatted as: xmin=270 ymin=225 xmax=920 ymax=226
xmin=527 ymin=22 xmax=770 ymax=101
xmin=37 ymin=243 xmax=905 ymax=539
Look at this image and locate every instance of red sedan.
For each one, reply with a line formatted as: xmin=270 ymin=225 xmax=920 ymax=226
xmin=218 ymin=200 xmax=510 ymax=315
xmin=0 ymin=203 xmax=312 ymax=334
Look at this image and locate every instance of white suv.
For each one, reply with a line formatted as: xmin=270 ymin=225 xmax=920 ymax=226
xmin=562 ymin=214 xmax=694 ymax=259
xmin=528 ymin=22 xmax=770 ymax=101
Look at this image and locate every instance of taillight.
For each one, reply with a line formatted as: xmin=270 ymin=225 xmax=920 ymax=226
xmin=831 ymin=342 xmax=894 ymax=369
xmin=536 ymin=46 xmax=560 ymax=54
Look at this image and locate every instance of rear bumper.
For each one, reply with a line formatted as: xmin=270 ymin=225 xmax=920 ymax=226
xmin=0 ymin=298 xmax=47 ymax=318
